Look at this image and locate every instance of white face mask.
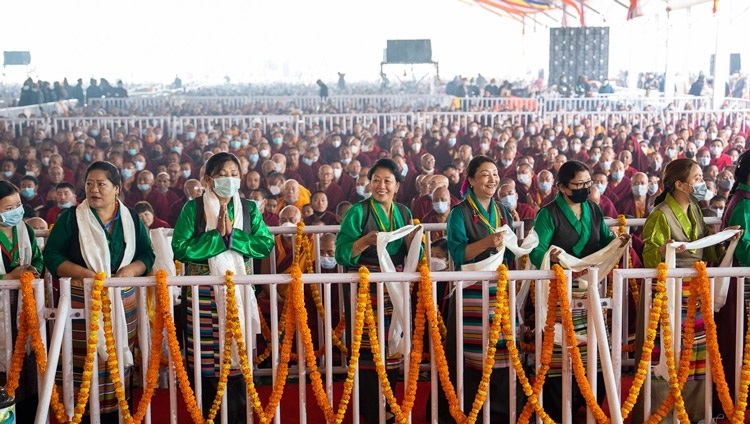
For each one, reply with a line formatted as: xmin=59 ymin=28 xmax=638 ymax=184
xmin=517 ymin=173 xmax=531 ymax=186
xmin=500 ymin=194 xmax=517 ymax=210
xmin=430 ymin=257 xmax=448 ymax=272
xmin=356 ymin=185 xmax=367 ymax=197
xmin=411 ymin=143 xmax=421 ymax=153
xmin=432 ymin=201 xmax=449 ymax=214
xmin=320 ymin=256 xmax=337 ymax=269
xmin=350 ymin=145 xmax=360 ymax=155
xmin=333 ymin=168 xmax=342 ymax=179
xmin=269 ymin=185 xmax=281 ymax=196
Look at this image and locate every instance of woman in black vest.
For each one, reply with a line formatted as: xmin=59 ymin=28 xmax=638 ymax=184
xmin=335 ymin=158 xmax=419 ymax=424
xmin=439 ymin=155 xmax=519 ymax=423
xmin=529 ymin=160 xmax=622 ymax=422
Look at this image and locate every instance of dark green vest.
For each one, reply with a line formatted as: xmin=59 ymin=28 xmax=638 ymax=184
xmin=545 ymin=199 xmax=603 ymax=258
xmin=455 ymin=198 xmax=514 ymax=263
xmin=356 ymin=200 xmax=410 ymax=268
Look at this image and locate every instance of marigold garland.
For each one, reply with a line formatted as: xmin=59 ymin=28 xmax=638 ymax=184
xmin=500 ymin=264 xmax=557 ymax=424
xmin=229 ymin=269 xmax=296 ymax=423
xmin=298 ymin=265 xmax=368 ymax=423
xmin=360 ymin=260 xmax=428 ymax=423
xmin=100 ymin=271 xmax=166 ymax=424
xmin=620 ymin=263 xmax=667 ymax=420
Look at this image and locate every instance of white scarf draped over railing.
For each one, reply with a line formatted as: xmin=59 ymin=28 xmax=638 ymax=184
xmin=203 ymin=189 xmax=260 ymax=369
xmin=653 ymin=229 xmax=740 ymax=380
xmin=376 ymin=224 xmax=424 ymax=356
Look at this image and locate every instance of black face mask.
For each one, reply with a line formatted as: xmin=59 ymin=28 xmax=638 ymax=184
xmin=686 ymin=151 xmax=695 ymax=159
xmin=568 ymin=187 xmax=590 ymax=203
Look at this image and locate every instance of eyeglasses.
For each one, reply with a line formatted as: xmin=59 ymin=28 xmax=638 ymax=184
xmin=567 ymin=180 xmax=593 ymax=189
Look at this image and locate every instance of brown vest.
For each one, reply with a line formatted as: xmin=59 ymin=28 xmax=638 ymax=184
xmin=652 ymin=200 xmax=705 ymax=267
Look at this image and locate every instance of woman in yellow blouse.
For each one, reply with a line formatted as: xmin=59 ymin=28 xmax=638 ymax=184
xmin=637 ymin=158 xmax=732 ymax=422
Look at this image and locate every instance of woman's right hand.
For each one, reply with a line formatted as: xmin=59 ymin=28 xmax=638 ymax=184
xmin=217 ymin=203 xmax=229 ymax=236
xmin=484 ymin=230 xmax=506 ymax=250
xmin=358 ymin=231 xmax=379 ymax=248
xmin=550 ymin=247 xmax=562 ymax=263
xmin=659 ymin=239 xmax=686 ymax=258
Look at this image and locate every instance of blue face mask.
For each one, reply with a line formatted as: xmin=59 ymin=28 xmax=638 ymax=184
xmin=273 ymin=137 xmax=283 ymax=145
xmin=248 ymin=154 xmax=259 ymax=163
xmin=171 ymin=147 xmax=182 ymax=155
xmin=0 ymin=205 xmax=24 ymax=227
xmin=121 ymin=168 xmax=134 ymax=179
xmin=186 ymin=131 xmax=196 ymax=140
xmin=137 ymin=184 xmax=151 ymax=192
xmin=89 ymin=130 xmax=99 ymax=137
xmin=20 ymin=188 xmax=35 ymax=199
xmin=230 ymin=141 xmax=241 ymax=149
xmin=538 ymin=181 xmax=552 ymax=193
xmin=84 ymin=153 xmax=91 ymax=162
xmin=58 ymin=201 xmax=74 ymax=209
xmin=127 ymin=148 xmax=137 ymax=156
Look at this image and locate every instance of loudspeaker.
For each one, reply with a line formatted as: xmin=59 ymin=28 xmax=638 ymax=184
xmin=3 ymin=51 xmax=31 ymax=66
xmin=385 ymin=40 xmax=432 ymax=64
xmin=548 ymin=27 xmax=609 ymax=86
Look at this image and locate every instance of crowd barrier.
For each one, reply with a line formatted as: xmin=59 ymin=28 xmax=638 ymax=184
xmin=8 ymin=94 xmax=735 ymax=116
xmin=4 ymin=107 xmax=747 ymax=140
xmin=14 ymin=262 xmax=750 ymax=423
xmin=15 ymin=216 xmax=746 ymax=424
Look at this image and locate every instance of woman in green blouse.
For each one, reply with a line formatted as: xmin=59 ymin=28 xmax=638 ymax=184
xmin=0 ymin=180 xmax=43 ymax=421
xmin=529 ymin=160 xmax=623 ymax=423
xmin=172 ymin=152 xmax=274 ymax=423
xmin=335 ymin=158 xmax=418 ymax=424
xmin=44 ymin=161 xmax=155 ymax=423
xmin=441 ymin=155 xmax=518 ymax=424
xmin=637 ymin=157 xmax=726 ymax=422
xmin=716 ymin=150 xmax=750 ymax=412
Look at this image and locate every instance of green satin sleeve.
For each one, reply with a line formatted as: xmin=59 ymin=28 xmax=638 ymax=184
xmin=228 ymin=200 xmax=274 ymax=259
xmin=42 ymin=208 xmax=74 ymax=277
xmin=335 ymin=202 xmax=364 ymax=269
xmin=729 ymin=198 xmax=750 ymax=265
xmin=171 ymin=199 xmax=230 ymax=263
xmin=642 ymin=209 xmax=669 ymax=268
xmin=530 ymin=206 xmax=554 ymax=269
xmin=446 ymin=207 xmax=468 ymax=269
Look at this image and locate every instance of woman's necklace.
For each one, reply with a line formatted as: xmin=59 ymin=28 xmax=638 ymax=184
xmin=466 ymin=194 xmax=501 ymax=233
xmin=370 ymin=198 xmax=394 ymax=232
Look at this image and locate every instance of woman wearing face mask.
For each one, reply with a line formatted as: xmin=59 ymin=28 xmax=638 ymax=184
xmin=335 ymin=158 xmax=421 ymax=424
xmin=529 ymin=160 xmax=626 ymax=422
xmin=172 ymin=152 xmax=274 ymax=423
xmin=438 ymin=156 xmax=519 ymax=424
xmin=635 ymin=157 xmax=734 ymax=422
xmin=0 ymin=181 xmax=43 ymax=422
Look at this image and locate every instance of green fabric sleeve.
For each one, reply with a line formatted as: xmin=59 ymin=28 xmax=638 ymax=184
xmin=729 ymin=199 xmax=750 ymax=265
xmin=42 ymin=208 xmax=73 ymax=278
xmin=335 ymin=202 xmax=364 ymax=268
xmin=228 ymin=200 xmax=274 ymax=259
xmin=446 ymin=207 xmax=468 ymax=269
xmin=530 ymin=206 xmax=554 ymax=269
xmin=642 ymin=209 xmax=669 ymax=268
xmin=171 ymin=199 xmax=232 ymax=263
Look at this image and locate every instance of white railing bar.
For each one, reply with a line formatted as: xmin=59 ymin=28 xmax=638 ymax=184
xmin=35 ymin=293 xmax=70 ymax=424
xmin=83 ymin=270 xmax=560 ymax=288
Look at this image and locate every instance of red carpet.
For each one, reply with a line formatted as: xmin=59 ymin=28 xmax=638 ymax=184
xmin=132 ymin=377 xmax=749 ymax=423
xmin=136 ymin=381 xmax=433 ymax=423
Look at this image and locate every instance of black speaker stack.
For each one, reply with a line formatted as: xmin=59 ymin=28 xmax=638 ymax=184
xmin=548 ymin=27 xmax=609 ymax=85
